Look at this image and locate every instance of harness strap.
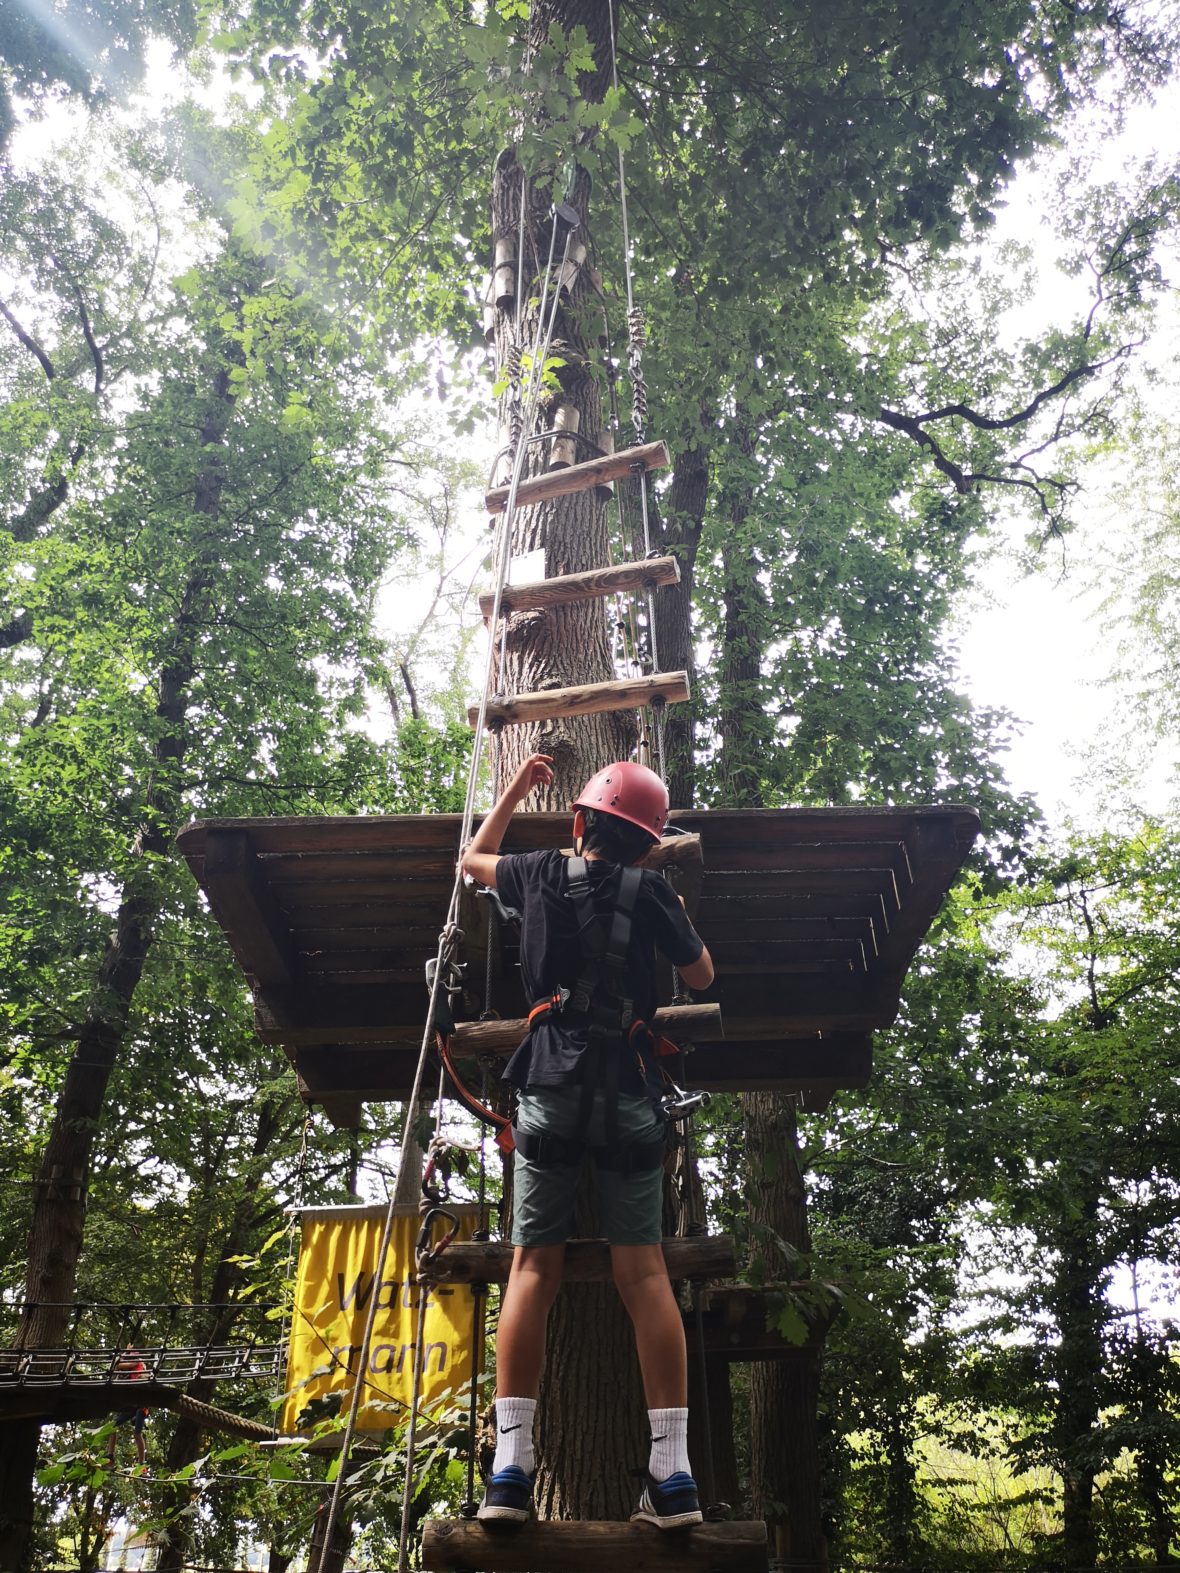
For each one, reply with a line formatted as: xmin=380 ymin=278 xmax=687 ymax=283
xmin=512 ymin=1125 xmax=665 ymax=1174
xmin=567 ymin=860 xmax=642 ymax=1147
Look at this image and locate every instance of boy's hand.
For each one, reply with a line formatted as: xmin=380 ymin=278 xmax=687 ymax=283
xmin=506 ymin=753 xmax=554 ymax=805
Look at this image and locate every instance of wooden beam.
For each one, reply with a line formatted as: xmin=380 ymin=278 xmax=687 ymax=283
xmin=201 ymin=830 xmax=298 ymax=988
xmin=684 ymin=1284 xmax=828 ymax=1363
xmin=290 ymin=1034 xmax=871 ymax=1102
xmin=449 ymin=1002 xmax=724 ymax=1055
xmin=479 ymin=556 xmax=680 ymax=619
xmin=422 ymin=1519 xmax=768 ymax=1573
xmin=469 ymin=671 xmax=689 ymax=729
xmin=484 ymin=438 xmax=670 ymax=514
xmin=417 ymin=1234 xmax=736 ymax=1286
xmin=178 ymin=804 xmax=980 ymax=858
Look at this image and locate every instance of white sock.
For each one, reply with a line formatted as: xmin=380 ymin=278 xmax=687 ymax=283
xmin=492 ymin=1396 xmax=537 ymax=1476
xmin=647 ymin=1406 xmax=690 ymax=1481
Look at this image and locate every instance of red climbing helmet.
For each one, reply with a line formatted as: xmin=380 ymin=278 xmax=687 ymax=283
xmin=574 ymin=761 xmax=669 ymax=843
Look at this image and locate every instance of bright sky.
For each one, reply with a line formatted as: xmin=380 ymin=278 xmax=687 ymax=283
xmin=953 ymin=92 xmax=1180 ymax=830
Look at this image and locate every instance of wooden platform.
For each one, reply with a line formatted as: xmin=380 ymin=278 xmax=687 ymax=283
xmin=176 ymin=806 xmax=978 ymax=1120
xmin=421 ymin=1517 xmax=768 ymax=1572
xmin=417 ymin=1235 xmax=735 ymax=1285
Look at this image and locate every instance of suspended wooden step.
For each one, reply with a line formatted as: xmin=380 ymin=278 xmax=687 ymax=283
xmin=485 ymin=438 xmax=670 ymax=514
xmin=449 ymin=1002 xmax=722 ymax=1056
xmin=417 ymin=1234 xmax=735 ymax=1286
xmin=478 ymin=555 xmax=680 ymax=620
xmin=469 ymin=671 xmax=689 ymax=729
xmin=422 ymin=1517 xmax=768 ymax=1573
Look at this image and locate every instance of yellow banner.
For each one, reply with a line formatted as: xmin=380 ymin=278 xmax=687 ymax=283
xmin=283 ymin=1205 xmax=482 ymax=1434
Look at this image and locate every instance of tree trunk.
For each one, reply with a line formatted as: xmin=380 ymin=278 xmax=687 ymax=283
xmin=0 ymin=359 xmax=238 ymax=1571
xmin=744 ymin=1092 xmax=829 ymax=1572
xmin=1052 ymin=1193 xmax=1103 ymax=1573
xmin=154 ymin=1095 xmax=295 ymax=1573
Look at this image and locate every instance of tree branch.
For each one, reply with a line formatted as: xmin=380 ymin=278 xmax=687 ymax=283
xmin=0 ymin=298 xmax=55 ymax=380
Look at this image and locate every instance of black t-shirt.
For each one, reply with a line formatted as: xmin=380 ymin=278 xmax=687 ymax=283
xmin=495 ymin=848 xmax=705 ymax=1092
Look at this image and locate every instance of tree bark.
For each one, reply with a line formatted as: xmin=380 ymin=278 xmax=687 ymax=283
xmin=1051 ymin=1192 xmax=1103 ymax=1573
xmin=0 ymin=358 xmax=238 ymax=1571
xmin=744 ymin=1092 xmax=830 ymax=1573
xmin=154 ymin=1094 xmax=295 ymax=1573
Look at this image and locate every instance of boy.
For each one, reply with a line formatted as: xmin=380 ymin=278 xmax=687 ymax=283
xmin=461 ymin=753 xmax=714 ymax=1530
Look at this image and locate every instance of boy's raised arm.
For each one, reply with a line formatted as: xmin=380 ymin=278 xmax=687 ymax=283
xmin=460 ymin=753 xmax=555 ymax=888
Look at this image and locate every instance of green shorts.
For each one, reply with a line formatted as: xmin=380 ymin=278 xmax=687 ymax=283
xmin=511 ymin=1087 xmax=665 ymax=1247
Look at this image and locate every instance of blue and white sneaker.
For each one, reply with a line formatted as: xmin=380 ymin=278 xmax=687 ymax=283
xmin=630 ymin=1469 xmax=703 ymax=1529
xmin=477 ymin=1465 xmax=534 ymax=1524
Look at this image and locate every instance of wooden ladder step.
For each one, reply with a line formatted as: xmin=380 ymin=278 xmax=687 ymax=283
xmin=468 ymin=671 xmax=689 ymax=729
xmin=422 ymin=1518 xmax=769 ymax=1572
xmin=417 ymin=1234 xmax=736 ymax=1286
xmin=450 ymin=1002 xmax=723 ymax=1056
xmin=479 ymin=555 xmax=680 ymax=620
xmin=485 ymin=438 xmax=670 ymax=514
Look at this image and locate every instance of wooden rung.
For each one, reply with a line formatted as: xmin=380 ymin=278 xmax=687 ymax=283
xmin=422 ymin=1518 xmax=768 ymax=1573
xmin=417 ymin=1234 xmax=736 ymax=1286
xmin=449 ymin=1002 xmax=723 ymax=1056
xmin=468 ymin=671 xmax=689 ymax=729
xmin=485 ymin=439 xmax=670 ymax=515
xmin=479 ymin=556 xmax=681 ymax=620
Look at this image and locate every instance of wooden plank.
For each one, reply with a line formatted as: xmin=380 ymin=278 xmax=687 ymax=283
xmin=700 ymin=868 xmax=902 ymax=905
xmin=450 ymin=1003 xmax=724 ymax=1055
xmin=469 ymin=671 xmax=689 ymax=729
xmin=707 ymin=938 xmax=867 ymax=966
xmin=422 ymin=1518 xmax=767 ymax=1573
xmin=702 ymin=842 xmax=911 ymax=881
xmin=262 ymin=861 xmax=454 ymax=894
xmin=417 ymin=1235 xmax=735 ymax=1286
xmin=201 ymin=830 xmax=299 ymax=989
xmin=684 ymin=1037 xmax=872 ymax=1092
xmin=479 ymin=555 xmax=680 ymax=619
xmin=290 ymin=917 xmax=445 ymax=940
xmin=179 ymin=805 xmax=980 ymax=858
xmin=484 ymin=438 xmax=670 ymax=514
xmin=669 ymin=804 xmax=982 ymax=850
xmin=179 ymin=812 xmax=464 ymax=857
xmin=254 ymin=984 xmax=433 ymax=1044
xmin=290 ymin=1034 xmax=871 ymax=1101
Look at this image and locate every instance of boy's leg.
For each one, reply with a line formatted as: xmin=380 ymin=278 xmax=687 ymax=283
xmin=495 ymin=1244 xmax=566 ymax=1403
xmin=611 ymin=1249 xmax=700 ymax=1526
xmin=609 ymin=1245 xmax=687 ymax=1408
xmin=479 ymin=1240 xmax=566 ymax=1522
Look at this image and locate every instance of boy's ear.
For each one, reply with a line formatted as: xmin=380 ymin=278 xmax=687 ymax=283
xmin=572 ymin=808 xmax=586 ymax=852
